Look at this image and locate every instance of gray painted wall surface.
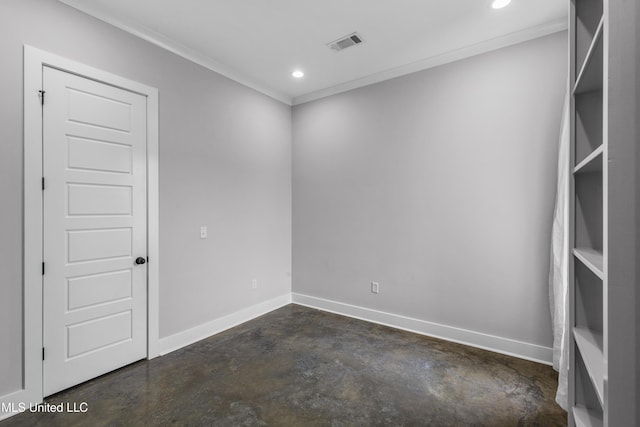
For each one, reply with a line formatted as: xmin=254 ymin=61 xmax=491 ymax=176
xmin=0 ymin=0 xmax=292 ymax=396
xmin=292 ymin=32 xmax=567 ymax=348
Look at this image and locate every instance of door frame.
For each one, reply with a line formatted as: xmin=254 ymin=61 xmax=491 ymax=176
xmin=20 ymin=45 xmax=160 ymax=406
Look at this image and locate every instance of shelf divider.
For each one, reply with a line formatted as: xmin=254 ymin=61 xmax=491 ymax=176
xmin=573 ymin=248 xmax=604 ymax=279
xmin=574 ymin=145 xmax=603 ymax=174
xmin=573 ymin=406 xmax=603 ymax=427
xmin=574 ymin=327 xmax=604 ymax=406
xmin=574 ymin=17 xmax=604 ymax=94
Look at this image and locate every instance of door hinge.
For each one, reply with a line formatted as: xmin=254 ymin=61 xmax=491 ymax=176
xmin=42 ymin=348 xmax=45 ymax=361
xmin=38 ymin=90 xmax=45 ymax=106
xmin=42 ymin=262 xmax=45 ymax=275
xmin=42 ymin=177 xmax=45 ymax=190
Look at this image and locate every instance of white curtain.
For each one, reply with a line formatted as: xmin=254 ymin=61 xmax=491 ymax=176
xmin=549 ymin=92 xmax=570 ymax=411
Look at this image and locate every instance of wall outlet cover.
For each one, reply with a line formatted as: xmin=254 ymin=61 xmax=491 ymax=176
xmin=371 ymin=282 xmax=379 ymax=294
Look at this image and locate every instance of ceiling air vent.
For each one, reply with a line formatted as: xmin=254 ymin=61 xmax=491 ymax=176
xmin=327 ymin=32 xmax=364 ymax=52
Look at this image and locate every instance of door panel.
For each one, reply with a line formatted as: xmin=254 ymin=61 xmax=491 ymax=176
xmin=67 ymin=311 xmax=133 ymax=358
xmin=67 ymin=137 xmax=132 ymax=174
xmin=67 ymin=228 xmax=133 ymax=262
xmin=67 ymin=270 xmax=132 ymax=310
xmin=43 ymin=66 xmax=147 ymax=396
xmin=67 ymin=88 xmax=132 ymax=132
xmin=67 ymin=184 xmax=132 ymax=216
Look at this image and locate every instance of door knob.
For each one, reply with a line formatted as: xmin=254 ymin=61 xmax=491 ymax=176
xmin=135 ymin=257 xmax=146 ymax=265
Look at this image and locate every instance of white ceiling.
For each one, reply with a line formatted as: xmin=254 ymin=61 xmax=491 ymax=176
xmin=58 ymin=0 xmax=567 ymax=105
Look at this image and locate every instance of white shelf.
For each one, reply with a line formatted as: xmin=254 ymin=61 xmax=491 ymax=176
xmin=573 ymin=406 xmax=603 ymax=427
xmin=574 ymin=17 xmax=604 ymax=95
xmin=574 ymin=327 xmax=604 ymax=406
xmin=574 ymin=145 xmax=603 ymax=174
xmin=573 ymin=248 xmax=604 ymax=280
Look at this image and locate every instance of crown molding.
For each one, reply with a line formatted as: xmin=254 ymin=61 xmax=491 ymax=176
xmin=57 ymin=0 xmax=293 ymax=105
xmin=292 ymin=18 xmax=568 ymax=106
xmin=58 ymin=1 xmax=566 ymax=108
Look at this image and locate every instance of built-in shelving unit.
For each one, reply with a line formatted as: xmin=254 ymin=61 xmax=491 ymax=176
xmin=571 ymin=16 xmax=604 ymax=398
xmin=569 ymin=0 xmax=604 ymax=424
xmin=569 ymin=0 xmax=638 ymax=426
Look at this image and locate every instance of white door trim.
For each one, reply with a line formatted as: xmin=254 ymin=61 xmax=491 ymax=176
xmin=17 ymin=45 xmax=159 ymax=409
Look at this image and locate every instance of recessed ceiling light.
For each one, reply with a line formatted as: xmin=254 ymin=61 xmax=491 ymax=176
xmin=492 ymin=0 xmax=511 ymax=9
xmin=292 ymin=70 xmax=304 ymax=78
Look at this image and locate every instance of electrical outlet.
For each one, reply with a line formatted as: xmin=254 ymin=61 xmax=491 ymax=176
xmin=252 ymin=279 xmax=257 ymax=289
xmin=200 ymin=226 xmax=207 ymax=239
xmin=371 ymin=282 xmax=379 ymax=294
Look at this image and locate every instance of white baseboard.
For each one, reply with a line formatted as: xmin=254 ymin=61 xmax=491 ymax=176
xmin=0 ymin=294 xmax=291 ymax=421
xmin=292 ymin=293 xmax=552 ymax=365
xmin=1 ymin=290 xmax=552 ymax=422
xmin=158 ymin=293 xmax=292 ymax=355
xmin=0 ymin=389 xmax=40 ymax=421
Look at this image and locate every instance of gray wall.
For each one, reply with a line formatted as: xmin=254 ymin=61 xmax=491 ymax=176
xmin=0 ymin=0 xmax=292 ymax=396
xmin=292 ymin=32 xmax=567 ymax=348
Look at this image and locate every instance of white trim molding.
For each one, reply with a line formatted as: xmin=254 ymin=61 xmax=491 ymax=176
xmin=292 ymin=19 xmax=568 ymax=105
xmin=159 ymin=294 xmax=292 ymax=356
xmin=146 ymin=85 xmax=161 ymax=360
xmin=292 ymin=293 xmax=553 ymax=365
xmin=57 ymin=0 xmax=292 ymax=105
xmin=2 ymin=45 xmax=161 ymax=420
xmin=56 ymin=0 xmax=567 ymax=107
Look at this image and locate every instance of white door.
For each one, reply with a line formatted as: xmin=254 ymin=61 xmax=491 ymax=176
xmin=42 ymin=66 xmax=148 ymax=396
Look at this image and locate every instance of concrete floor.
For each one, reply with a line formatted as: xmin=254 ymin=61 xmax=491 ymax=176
xmin=2 ymin=304 xmax=566 ymax=426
